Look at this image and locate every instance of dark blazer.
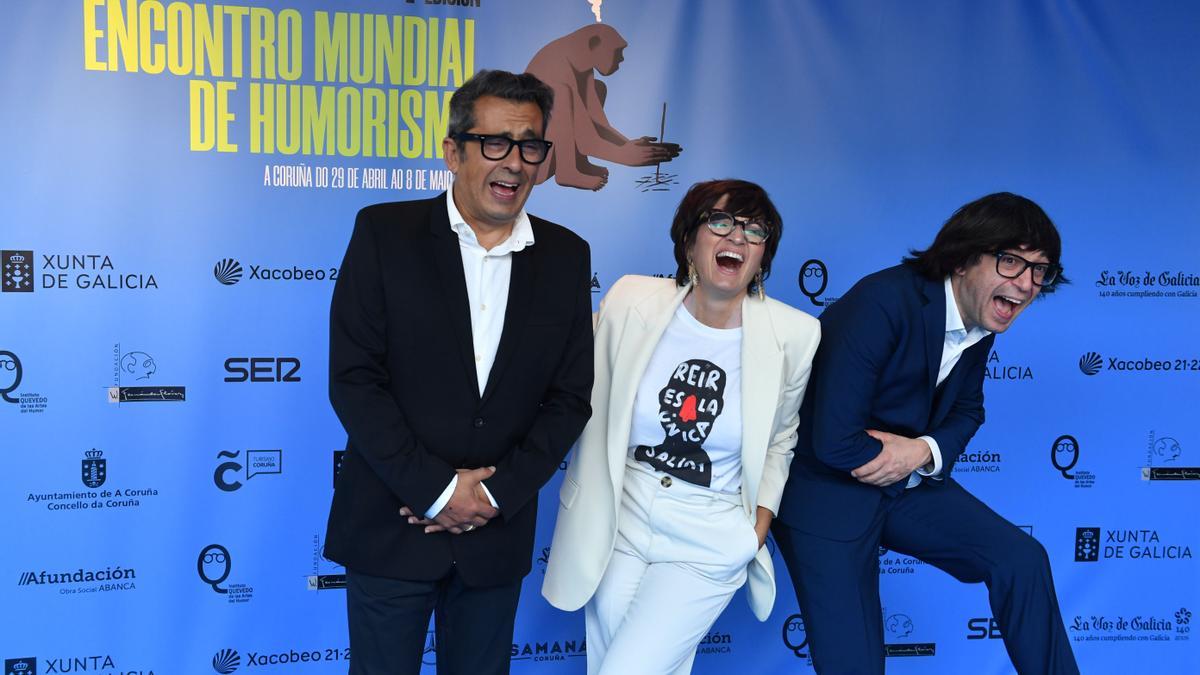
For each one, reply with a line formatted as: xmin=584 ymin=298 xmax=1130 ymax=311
xmin=777 ymin=264 xmax=995 ymax=541
xmin=324 ymin=194 xmax=593 ymax=587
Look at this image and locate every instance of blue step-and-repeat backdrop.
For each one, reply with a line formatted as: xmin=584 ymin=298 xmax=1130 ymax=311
xmin=2 ymin=1 xmax=1197 ymax=673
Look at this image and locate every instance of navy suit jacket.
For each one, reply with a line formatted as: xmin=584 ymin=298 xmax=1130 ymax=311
xmin=777 ymin=264 xmax=995 ymax=541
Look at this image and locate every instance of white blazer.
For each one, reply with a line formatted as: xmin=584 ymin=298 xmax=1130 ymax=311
xmin=542 ymin=275 xmax=820 ymax=621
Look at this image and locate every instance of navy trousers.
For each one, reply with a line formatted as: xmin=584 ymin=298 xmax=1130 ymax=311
xmin=773 ymin=479 xmax=1079 ymax=675
xmin=345 ymin=567 xmax=522 ymax=675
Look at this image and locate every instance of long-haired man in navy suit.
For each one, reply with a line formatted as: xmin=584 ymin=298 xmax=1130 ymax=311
xmin=773 ymin=193 xmax=1079 ymax=674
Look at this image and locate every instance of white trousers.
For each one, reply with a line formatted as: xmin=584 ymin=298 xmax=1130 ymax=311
xmin=585 ymin=460 xmax=760 ymax=675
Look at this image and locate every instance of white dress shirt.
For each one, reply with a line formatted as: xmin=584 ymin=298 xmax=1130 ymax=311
xmin=906 ymin=276 xmax=991 ymax=488
xmin=424 ymin=184 xmax=535 ymax=517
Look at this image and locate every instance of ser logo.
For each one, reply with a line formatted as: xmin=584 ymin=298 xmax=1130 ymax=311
xmin=966 ymin=617 xmax=1004 ymax=640
xmin=223 ymin=357 xmax=301 ymax=383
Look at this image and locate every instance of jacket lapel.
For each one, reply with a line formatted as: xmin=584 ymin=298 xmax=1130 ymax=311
xmin=740 ymin=297 xmax=783 ymax=515
xmin=427 ymin=194 xmax=480 ymax=398
xmin=920 ymin=275 xmax=946 ymax=395
xmin=605 ymin=282 xmax=689 ymax=492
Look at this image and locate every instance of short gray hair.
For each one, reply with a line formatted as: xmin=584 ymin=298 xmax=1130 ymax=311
xmin=446 ymin=70 xmax=554 ymax=148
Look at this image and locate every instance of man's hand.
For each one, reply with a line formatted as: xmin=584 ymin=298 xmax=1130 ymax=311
xmin=399 ymin=467 xmax=498 ymax=534
xmin=850 ymin=430 xmax=932 ymax=487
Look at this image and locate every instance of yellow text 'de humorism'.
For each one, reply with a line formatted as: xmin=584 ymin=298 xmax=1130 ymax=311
xmin=83 ymin=1 xmax=475 ymax=158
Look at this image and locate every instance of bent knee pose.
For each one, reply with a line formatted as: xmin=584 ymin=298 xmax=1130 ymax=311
xmin=773 ymin=192 xmax=1079 ymax=675
xmin=543 ymin=179 xmax=820 ymax=674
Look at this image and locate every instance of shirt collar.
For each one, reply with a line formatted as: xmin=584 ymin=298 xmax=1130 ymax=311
xmin=445 ymin=182 xmax=535 ymax=253
xmin=944 ymin=276 xmax=991 ymax=340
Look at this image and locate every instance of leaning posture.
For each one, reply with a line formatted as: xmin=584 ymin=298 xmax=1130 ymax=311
xmin=774 ymin=192 xmax=1079 ymax=674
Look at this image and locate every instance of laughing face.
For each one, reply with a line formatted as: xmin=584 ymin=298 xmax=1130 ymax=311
xmin=952 ymin=247 xmax=1047 ymax=333
xmin=688 ymin=195 xmax=767 ymax=302
xmin=443 ymin=96 xmax=544 ymax=233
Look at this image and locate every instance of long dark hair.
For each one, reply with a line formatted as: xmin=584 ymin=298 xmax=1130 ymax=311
xmin=904 ymin=192 xmax=1068 ymax=292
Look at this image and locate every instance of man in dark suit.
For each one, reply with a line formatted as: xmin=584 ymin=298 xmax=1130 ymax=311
xmin=773 ymin=193 xmax=1079 ymax=674
xmin=324 ymin=70 xmax=593 ymax=675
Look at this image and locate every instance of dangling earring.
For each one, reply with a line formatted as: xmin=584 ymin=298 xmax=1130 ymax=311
xmin=755 ymin=269 xmax=765 ymax=300
xmin=688 ymin=260 xmax=699 ymax=287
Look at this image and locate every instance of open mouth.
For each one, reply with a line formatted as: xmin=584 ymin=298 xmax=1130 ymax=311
xmin=490 ymin=180 xmax=520 ymax=200
xmin=715 ymin=250 xmax=744 ymax=274
xmin=992 ymin=294 xmax=1024 ymax=322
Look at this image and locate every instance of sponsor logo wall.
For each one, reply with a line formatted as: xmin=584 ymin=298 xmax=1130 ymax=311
xmin=3 ymin=0 xmax=1196 ymax=672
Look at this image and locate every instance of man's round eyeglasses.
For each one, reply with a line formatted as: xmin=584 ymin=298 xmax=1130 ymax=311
xmin=993 ymin=251 xmax=1060 ymax=286
xmin=453 ymin=133 xmax=552 ymax=165
xmin=701 ymin=212 xmax=770 ymax=245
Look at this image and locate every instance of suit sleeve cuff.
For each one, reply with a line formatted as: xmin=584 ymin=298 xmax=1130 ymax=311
xmin=915 ymin=436 xmax=943 ymax=478
xmin=424 ymin=476 xmax=458 ymax=519
xmin=479 ymin=481 xmax=499 ymax=509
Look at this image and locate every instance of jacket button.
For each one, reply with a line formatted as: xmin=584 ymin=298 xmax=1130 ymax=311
xmin=473 ymin=417 xmax=485 ymax=428
xmin=660 ymin=475 xmax=672 ymax=488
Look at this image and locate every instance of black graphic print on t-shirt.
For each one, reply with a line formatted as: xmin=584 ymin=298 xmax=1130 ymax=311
xmin=634 ymin=358 xmax=726 ymax=487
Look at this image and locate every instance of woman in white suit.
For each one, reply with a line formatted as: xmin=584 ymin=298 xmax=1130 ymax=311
xmin=542 ymin=179 xmax=821 ymax=674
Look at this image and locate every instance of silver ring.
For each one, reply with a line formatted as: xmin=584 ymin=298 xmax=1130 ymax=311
xmin=463 ymin=524 xmax=475 ymax=532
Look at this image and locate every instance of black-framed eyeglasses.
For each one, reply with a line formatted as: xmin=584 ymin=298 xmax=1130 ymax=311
xmin=701 ymin=211 xmax=770 ymax=245
xmin=453 ymin=133 xmax=552 ymax=165
xmin=992 ymin=251 xmax=1060 ymax=286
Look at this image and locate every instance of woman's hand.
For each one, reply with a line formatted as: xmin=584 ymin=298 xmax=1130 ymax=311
xmin=754 ymin=506 xmax=773 ymax=549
